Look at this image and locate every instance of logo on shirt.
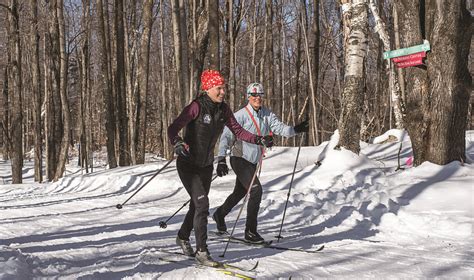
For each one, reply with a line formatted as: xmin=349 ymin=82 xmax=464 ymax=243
xmin=203 ymin=114 xmax=211 ymax=124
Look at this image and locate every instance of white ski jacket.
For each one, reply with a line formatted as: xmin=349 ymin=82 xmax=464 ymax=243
xmin=218 ymin=103 xmax=296 ymax=164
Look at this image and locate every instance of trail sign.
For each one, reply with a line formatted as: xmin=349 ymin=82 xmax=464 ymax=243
xmin=392 ymin=51 xmax=426 ymax=63
xmin=392 ymin=51 xmax=426 ymax=68
xmin=395 ymin=58 xmax=424 ymax=68
xmin=383 ymin=40 xmax=430 ymax=60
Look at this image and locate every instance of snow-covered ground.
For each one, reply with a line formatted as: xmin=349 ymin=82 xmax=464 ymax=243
xmin=0 ymin=130 xmax=473 ymax=279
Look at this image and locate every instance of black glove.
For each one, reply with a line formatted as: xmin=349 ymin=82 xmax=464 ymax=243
xmin=256 ymin=135 xmax=274 ymax=148
xmin=294 ymin=119 xmax=309 ymax=133
xmin=174 ymin=140 xmax=190 ymax=157
xmin=216 ymin=157 xmax=229 ymax=177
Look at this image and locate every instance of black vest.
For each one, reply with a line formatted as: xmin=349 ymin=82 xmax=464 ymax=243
xmin=182 ymin=95 xmax=227 ymax=167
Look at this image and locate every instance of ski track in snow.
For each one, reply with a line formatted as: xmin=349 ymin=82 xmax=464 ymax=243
xmin=1 ymin=130 xmax=473 ymax=279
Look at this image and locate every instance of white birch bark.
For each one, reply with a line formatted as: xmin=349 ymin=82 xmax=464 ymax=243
xmin=337 ymin=0 xmax=369 ymax=154
xmin=368 ymin=0 xmax=404 ymax=129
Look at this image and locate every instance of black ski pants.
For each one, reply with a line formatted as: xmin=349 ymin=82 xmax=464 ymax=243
xmin=176 ymin=158 xmax=213 ymax=251
xmin=216 ymin=156 xmax=262 ymax=233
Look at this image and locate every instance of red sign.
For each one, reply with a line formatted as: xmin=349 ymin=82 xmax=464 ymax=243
xmin=392 ymin=51 xmax=425 ymax=68
xmin=396 ymin=59 xmax=424 ymax=68
xmin=392 ymin=51 xmax=426 ymax=63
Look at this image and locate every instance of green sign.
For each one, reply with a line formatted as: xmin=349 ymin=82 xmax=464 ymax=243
xmin=383 ymin=40 xmax=430 ymax=60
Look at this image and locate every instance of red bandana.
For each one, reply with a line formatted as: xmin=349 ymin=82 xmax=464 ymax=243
xmin=201 ymin=69 xmax=225 ymax=91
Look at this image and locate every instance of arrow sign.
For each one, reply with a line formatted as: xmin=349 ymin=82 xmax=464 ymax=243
xmin=383 ymin=40 xmax=430 ymax=59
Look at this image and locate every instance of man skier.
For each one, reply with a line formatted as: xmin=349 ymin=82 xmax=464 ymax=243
xmin=167 ymin=71 xmax=273 ymax=267
xmin=213 ymin=82 xmax=309 ymax=243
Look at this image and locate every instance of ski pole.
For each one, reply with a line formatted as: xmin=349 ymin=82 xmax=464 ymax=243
xmin=275 ymin=133 xmax=304 ymax=242
xmin=116 ymin=157 xmax=175 ymax=209
xmin=220 ymin=154 xmax=263 ymax=258
xmin=158 ymin=175 xmax=218 ymax=228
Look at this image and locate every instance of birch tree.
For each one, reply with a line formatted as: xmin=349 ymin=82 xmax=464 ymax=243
xmin=337 ymin=0 xmax=369 ymax=154
xmin=368 ymin=0 xmax=404 ymax=129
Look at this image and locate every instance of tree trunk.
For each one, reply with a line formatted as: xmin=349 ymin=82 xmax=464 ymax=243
xmin=136 ymin=0 xmax=154 ymax=164
xmin=115 ymin=0 xmax=131 ymax=166
xmin=171 ymin=0 xmax=187 ymax=107
xmin=268 ymin=0 xmax=277 ymax=118
xmin=8 ymin=0 xmax=23 ymax=183
xmin=424 ymin=0 xmax=471 ymax=164
xmin=30 ymin=0 xmax=43 ymax=182
xmin=179 ymin=0 xmax=190 ymax=103
xmin=368 ymin=0 xmax=404 ymax=129
xmin=43 ymin=31 xmax=53 ymax=181
xmin=159 ymin=0 xmax=171 ymax=158
xmin=337 ymin=0 xmax=369 ymax=154
xmin=207 ymin=0 xmax=220 ymax=69
xmin=2 ymin=66 xmax=10 ymax=161
xmin=395 ymin=1 xmax=430 ymax=165
xmin=301 ymin=0 xmax=320 ymax=145
xmin=80 ymin=0 xmax=91 ymax=172
xmin=125 ymin=0 xmax=138 ymax=165
xmin=54 ymin=0 xmax=72 ymax=181
xmin=97 ymin=0 xmax=117 ymax=169
xmin=191 ymin=1 xmax=209 ymax=96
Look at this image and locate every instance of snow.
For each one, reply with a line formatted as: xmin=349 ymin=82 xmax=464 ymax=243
xmin=1 ymin=129 xmax=473 ymax=279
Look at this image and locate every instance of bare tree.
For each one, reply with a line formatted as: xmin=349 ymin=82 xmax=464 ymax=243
xmin=53 ymin=0 xmax=72 ymax=181
xmin=171 ymin=0 xmax=188 ymax=107
xmin=29 ymin=0 xmax=42 ymax=182
xmin=2 ymin=67 xmax=9 ymax=161
xmin=301 ymin=0 xmax=320 ymax=145
xmin=79 ymin=0 xmax=91 ymax=172
xmin=208 ymin=0 xmax=220 ymax=69
xmin=136 ymin=0 xmax=154 ymax=164
xmin=5 ymin=0 xmax=24 ymax=183
xmin=368 ymin=0 xmax=404 ymax=129
xmin=114 ymin=0 xmax=131 ymax=166
xmin=97 ymin=0 xmax=117 ymax=169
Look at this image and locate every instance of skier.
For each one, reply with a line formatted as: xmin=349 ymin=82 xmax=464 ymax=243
xmin=167 ymin=71 xmax=273 ymax=267
xmin=212 ymin=82 xmax=309 ymax=243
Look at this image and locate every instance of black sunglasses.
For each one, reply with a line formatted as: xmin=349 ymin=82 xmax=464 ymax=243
xmin=249 ymin=92 xmax=264 ymax=97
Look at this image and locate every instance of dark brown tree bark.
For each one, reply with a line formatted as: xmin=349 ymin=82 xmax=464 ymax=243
xmin=7 ymin=0 xmax=23 ymax=183
xmin=311 ymin=0 xmax=321 ymax=144
xmin=395 ymin=0 xmax=471 ymax=165
xmin=97 ymin=0 xmax=117 ymax=169
xmin=424 ymin=1 xmax=471 ymax=164
xmin=2 ymin=67 xmax=9 ymax=161
xmin=136 ymin=0 xmax=154 ymax=164
xmin=30 ymin=0 xmax=43 ymax=182
xmin=171 ymin=0 xmax=187 ymax=107
xmin=80 ymin=0 xmax=91 ymax=172
xmin=114 ymin=0 xmax=131 ymax=166
xmin=191 ymin=1 xmax=209 ymax=95
xmin=54 ymin=0 xmax=72 ymax=181
xmin=207 ymin=0 xmax=219 ymax=69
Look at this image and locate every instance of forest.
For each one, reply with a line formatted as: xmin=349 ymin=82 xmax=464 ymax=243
xmin=0 ymin=0 xmax=472 ymax=183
